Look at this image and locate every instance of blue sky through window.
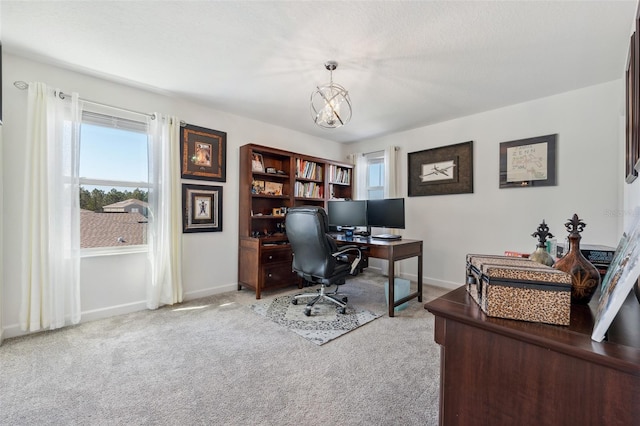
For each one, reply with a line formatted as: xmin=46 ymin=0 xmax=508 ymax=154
xmin=79 ymin=124 xmax=148 ymax=184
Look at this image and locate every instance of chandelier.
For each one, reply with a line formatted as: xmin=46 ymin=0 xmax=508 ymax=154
xmin=310 ymin=61 xmax=352 ymax=129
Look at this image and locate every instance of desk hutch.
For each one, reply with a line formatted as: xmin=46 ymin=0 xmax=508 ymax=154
xmin=238 ymin=143 xmax=353 ymax=298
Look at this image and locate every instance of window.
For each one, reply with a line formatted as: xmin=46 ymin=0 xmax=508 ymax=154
xmin=365 ymin=151 xmax=385 ymax=200
xmin=79 ymin=110 xmax=149 ymax=250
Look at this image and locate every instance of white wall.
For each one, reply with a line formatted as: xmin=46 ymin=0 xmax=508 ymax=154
xmin=1 ymin=53 xmax=343 ymax=338
xmin=344 ymin=80 xmax=625 ymax=288
xmin=1 ymin=53 xmax=633 ymax=338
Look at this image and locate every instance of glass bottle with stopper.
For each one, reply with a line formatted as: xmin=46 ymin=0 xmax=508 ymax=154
xmin=553 ymin=213 xmax=601 ymax=304
xmin=530 ymin=220 xmax=555 ymax=267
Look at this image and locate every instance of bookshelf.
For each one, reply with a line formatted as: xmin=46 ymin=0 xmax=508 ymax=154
xmin=238 ymin=144 xmax=354 ymax=298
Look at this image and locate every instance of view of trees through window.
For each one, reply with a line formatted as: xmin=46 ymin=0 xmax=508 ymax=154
xmin=80 ymin=186 xmax=148 ymax=213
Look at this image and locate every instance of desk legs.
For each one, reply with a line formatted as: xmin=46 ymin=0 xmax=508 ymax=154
xmin=387 ymin=251 xmax=423 ymax=318
xmin=389 ymin=260 xmax=396 ymax=318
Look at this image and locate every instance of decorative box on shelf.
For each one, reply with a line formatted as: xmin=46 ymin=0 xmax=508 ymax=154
xmin=466 ymin=254 xmax=572 ymax=326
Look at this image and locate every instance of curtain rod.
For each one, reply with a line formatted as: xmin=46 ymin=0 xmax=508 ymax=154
xmin=360 ymin=146 xmax=399 ymax=156
xmin=13 ymin=80 xmax=181 ymax=123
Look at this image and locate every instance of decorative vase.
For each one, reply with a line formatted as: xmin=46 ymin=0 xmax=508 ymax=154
xmin=530 ymin=220 xmax=555 ymax=267
xmin=553 ymin=214 xmax=601 ymax=304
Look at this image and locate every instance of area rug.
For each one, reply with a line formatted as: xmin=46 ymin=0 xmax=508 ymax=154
xmin=250 ymin=291 xmax=382 ymax=345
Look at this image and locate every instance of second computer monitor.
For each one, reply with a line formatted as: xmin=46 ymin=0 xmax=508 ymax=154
xmin=366 ymin=198 xmax=405 ymax=229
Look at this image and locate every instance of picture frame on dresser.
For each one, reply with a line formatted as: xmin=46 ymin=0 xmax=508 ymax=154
xmin=592 ymin=207 xmax=640 ymax=342
xmin=180 ymin=124 xmax=227 ymax=182
xmin=627 ymin=28 xmax=640 ymax=183
xmin=182 ymin=183 xmax=223 ymax=233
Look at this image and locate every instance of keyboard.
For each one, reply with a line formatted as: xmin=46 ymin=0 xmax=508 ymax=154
xmin=371 ymin=234 xmax=402 ymax=240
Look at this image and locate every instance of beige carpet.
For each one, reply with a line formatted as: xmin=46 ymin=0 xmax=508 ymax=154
xmin=0 ymin=271 xmax=449 ymax=425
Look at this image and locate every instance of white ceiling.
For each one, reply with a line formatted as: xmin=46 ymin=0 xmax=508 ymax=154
xmin=1 ymin=1 xmax=637 ymax=143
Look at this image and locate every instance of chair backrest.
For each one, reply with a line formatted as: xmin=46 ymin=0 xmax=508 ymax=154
xmin=285 ymin=206 xmax=338 ymax=280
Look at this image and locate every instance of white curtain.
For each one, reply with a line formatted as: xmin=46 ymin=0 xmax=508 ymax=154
xmin=384 ymin=146 xmax=399 ymax=199
xmin=347 ymin=152 xmax=367 ymax=200
xmin=146 ymin=114 xmax=183 ymax=309
xmin=20 ymin=82 xmax=82 ymax=331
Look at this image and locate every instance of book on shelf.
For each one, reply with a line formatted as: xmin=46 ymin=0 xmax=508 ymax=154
xmin=555 ymin=243 xmax=616 ymax=265
xmin=296 ymin=159 xmax=322 ymax=180
xmin=294 ymin=181 xmax=323 ymax=198
xmin=504 ymin=251 xmax=530 ymax=258
xmin=329 ymin=164 xmax=351 ymax=184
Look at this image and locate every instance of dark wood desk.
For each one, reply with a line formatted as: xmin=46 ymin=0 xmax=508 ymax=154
xmin=424 ymin=286 xmax=640 ymax=426
xmin=333 ymin=235 xmax=423 ymax=317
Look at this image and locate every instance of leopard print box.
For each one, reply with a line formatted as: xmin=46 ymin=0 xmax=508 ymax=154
xmin=466 ymin=254 xmax=572 ymax=326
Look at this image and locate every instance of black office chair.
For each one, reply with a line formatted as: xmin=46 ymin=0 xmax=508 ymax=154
xmin=285 ymin=206 xmax=362 ymax=316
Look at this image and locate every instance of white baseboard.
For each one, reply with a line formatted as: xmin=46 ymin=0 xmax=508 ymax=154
xmin=395 ymin=271 xmax=460 ymax=290
xmin=0 ymin=282 xmax=242 ymax=342
xmin=184 ymin=283 xmax=237 ymax=300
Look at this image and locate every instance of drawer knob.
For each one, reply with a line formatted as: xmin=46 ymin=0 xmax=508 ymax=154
xmin=268 ymin=255 xmax=273 ymax=260
xmin=268 ymin=273 xmax=272 ymax=278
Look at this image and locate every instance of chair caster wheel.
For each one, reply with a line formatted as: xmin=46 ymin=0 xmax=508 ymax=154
xmin=291 ymin=298 xmax=298 ymax=305
xmin=304 ymin=308 xmax=312 ymax=317
xmin=338 ymin=307 xmax=346 ymax=314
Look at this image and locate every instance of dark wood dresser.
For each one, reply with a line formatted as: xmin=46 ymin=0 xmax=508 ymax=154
xmin=424 ymin=286 xmax=640 ymax=426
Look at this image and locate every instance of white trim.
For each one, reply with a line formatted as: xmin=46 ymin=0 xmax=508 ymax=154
xmin=79 ymin=178 xmax=148 ymax=188
xmin=81 ymin=245 xmax=148 ymax=258
xmin=1 ymin=281 xmax=241 ymax=340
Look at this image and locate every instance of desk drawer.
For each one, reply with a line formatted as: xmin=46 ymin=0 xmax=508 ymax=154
xmin=262 ymin=263 xmax=297 ymax=288
xmin=261 ymin=247 xmax=292 ymax=264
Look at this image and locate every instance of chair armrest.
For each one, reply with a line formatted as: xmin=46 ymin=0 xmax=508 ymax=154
xmin=332 ymin=246 xmax=362 ymax=275
xmin=332 ymin=245 xmax=361 ymax=256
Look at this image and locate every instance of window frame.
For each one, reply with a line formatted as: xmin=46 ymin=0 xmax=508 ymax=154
xmin=79 ymin=109 xmax=150 ymax=255
xmin=365 ymin=151 xmax=385 ymax=200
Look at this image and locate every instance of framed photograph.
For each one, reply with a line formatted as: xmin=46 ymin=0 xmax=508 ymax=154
xmin=251 ymin=180 xmax=265 ymax=194
xmin=182 ymin=184 xmax=223 ymax=233
xmin=592 ymin=207 xmax=640 ymax=342
xmin=251 ymin=153 xmax=265 ymax=172
xmin=626 ymin=30 xmax=639 ymax=183
xmin=499 ymin=134 xmax=557 ymax=188
xmin=408 ymin=141 xmax=473 ymax=196
xmin=264 ymin=181 xmax=283 ymax=196
xmin=181 ymin=124 xmax=227 ymax=182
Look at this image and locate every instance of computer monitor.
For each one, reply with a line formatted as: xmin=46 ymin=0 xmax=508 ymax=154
xmin=327 ymin=200 xmax=368 ymax=228
xmin=366 ymin=198 xmax=405 ymax=229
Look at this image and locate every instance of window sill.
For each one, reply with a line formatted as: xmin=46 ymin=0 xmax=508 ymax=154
xmin=81 ymin=245 xmax=148 ymax=258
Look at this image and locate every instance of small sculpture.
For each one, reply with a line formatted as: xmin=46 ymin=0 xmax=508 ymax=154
xmin=553 ymin=214 xmax=601 ymax=304
xmin=530 ymin=220 xmax=555 ymax=266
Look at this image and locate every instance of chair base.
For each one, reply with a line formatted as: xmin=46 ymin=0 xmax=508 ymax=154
xmin=291 ymin=283 xmax=348 ymax=316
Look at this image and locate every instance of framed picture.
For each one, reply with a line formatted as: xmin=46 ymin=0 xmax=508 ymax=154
xmin=408 ymin=141 xmax=473 ymax=196
xmin=626 ymin=30 xmax=639 ymax=183
xmin=251 ymin=180 xmax=265 ymax=194
xmin=181 ymin=124 xmax=227 ymax=182
xmin=592 ymin=207 xmax=640 ymax=342
xmin=252 ymin=152 xmax=265 ymax=172
xmin=264 ymin=181 xmax=283 ymax=196
xmin=499 ymin=134 xmax=557 ymax=188
xmin=182 ymin=183 xmax=223 ymax=233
